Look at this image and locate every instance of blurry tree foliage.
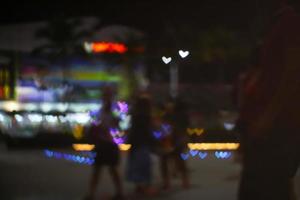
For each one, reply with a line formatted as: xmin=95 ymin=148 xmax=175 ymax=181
xmin=32 ymin=17 xmax=94 ymax=81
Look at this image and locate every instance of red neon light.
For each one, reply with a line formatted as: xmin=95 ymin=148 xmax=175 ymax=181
xmin=91 ymin=42 xmax=127 ymax=54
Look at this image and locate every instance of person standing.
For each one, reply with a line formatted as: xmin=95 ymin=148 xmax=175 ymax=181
xmin=237 ymin=1 xmax=300 ymax=199
xmin=85 ymin=87 xmax=124 ymax=200
xmin=126 ymin=95 xmax=157 ymax=196
xmin=160 ymin=98 xmax=190 ymax=190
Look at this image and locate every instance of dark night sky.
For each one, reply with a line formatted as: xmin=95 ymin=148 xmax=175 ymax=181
xmin=0 ymin=0 xmax=254 ymax=32
xmin=0 ymin=0 xmax=263 ymax=83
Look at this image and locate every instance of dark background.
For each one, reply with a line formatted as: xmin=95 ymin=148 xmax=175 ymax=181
xmin=0 ymin=1 xmax=253 ymax=28
xmin=0 ymin=1 xmax=268 ymax=84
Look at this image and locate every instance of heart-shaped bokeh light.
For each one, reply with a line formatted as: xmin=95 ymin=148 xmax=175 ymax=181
xmin=189 ymin=150 xmax=199 ymax=157
xmin=178 ymin=50 xmax=189 ymax=58
xmin=180 ymin=153 xmax=189 ymax=160
xmin=162 ymin=56 xmax=172 ymax=64
xmin=198 ymin=152 xmax=208 ymax=159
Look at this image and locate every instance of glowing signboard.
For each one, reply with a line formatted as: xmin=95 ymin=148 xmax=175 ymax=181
xmin=84 ymin=42 xmax=128 ymax=54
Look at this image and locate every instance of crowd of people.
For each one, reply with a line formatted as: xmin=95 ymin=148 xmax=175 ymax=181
xmin=84 ymin=89 xmax=191 ymax=200
xmin=83 ymin=0 xmax=300 ymax=199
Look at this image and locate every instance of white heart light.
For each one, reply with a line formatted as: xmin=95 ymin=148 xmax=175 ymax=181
xmin=162 ymin=56 xmax=172 ymax=64
xmin=178 ymin=50 xmax=189 ymax=58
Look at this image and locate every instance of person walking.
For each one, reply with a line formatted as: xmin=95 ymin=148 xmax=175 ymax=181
xmin=85 ymin=87 xmax=124 ymax=200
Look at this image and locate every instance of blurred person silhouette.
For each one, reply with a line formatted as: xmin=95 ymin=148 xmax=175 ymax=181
xmin=233 ymin=45 xmax=262 ymax=163
xmin=236 ymin=0 xmax=300 ymax=199
xmin=234 ymin=45 xmax=261 ymax=112
xmin=159 ymin=99 xmax=176 ymax=190
xmin=126 ymin=94 xmax=157 ymax=196
xmin=85 ymin=87 xmax=124 ymax=200
xmin=171 ymin=98 xmax=190 ymax=188
xmin=160 ymin=98 xmax=190 ymax=190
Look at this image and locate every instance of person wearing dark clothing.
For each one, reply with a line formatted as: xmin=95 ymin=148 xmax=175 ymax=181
xmin=160 ymin=99 xmax=190 ymax=190
xmin=126 ymin=95 xmax=157 ymax=195
xmin=237 ymin=1 xmax=300 ymax=199
xmin=85 ymin=88 xmax=124 ymax=200
xmin=90 ymin=122 xmax=120 ymax=166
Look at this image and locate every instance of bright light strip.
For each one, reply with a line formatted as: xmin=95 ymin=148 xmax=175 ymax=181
xmin=187 ymin=143 xmax=240 ymax=150
xmin=72 ymin=143 xmax=238 ymax=152
xmin=3 ymin=101 xmax=20 ymax=112
xmin=69 ymin=104 xmax=86 ymax=113
xmin=67 ymin=113 xmax=91 ymax=124
xmin=28 ymin=114 xmax=43 ymax=123
xmin=57 ymin=103 xmax=68 ymax=112
xmin=41 ymin=103 xmax=53 ymax=113
xmin=72 ymin=144 xmax=95 ymax=151
xmin=45 ymin=115 xmax=58 ymax=123
xmin=72 ymin=143 xmax=132 ymax=151
xmin=24 ymin=103 xmax=38 ymax=111
xmin=0 ymin=102 xmax=100 ymax=113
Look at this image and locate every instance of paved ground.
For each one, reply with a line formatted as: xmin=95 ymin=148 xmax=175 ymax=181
xmin=0 ymin=143 xmax=299 ymax=200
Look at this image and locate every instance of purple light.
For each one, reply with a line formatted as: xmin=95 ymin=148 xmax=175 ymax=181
xmin=113 ymin=137 xmax=124 ymax=144
xmin=153 ymin=131 xmax=162 ymax=139
xmin=109 ymin=128 xmax=119 ymax=136
xmin=117 ymin=101 xmax=128 ymax=114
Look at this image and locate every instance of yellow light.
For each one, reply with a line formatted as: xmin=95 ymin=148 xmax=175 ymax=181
xmin=3 ymin=101 xmax=20 ymax=112
xmin=187 ymin=128 xmax=204 ymax=136
xmin=72 ymin=144 xmax=95 ymax=151
xmin=119 ymin=144 xmax=131 ymax=151
xmin=73 ymin=143 xmax=238 ymax=152
xmin=187 ymin=143 xmax=240 ymax=150
xmin=73 ymin=143 xmax=132 ymax=151
xmin=72 ymin=124 xmax=84 ymax=140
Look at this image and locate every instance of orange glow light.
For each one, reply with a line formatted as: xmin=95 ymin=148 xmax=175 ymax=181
xmin=73 ymin=143 xmax=132 ymax=151
xmin=72 ymin=144 xmax=95 ymax=151
xmin=91 ymin=42 xmax=127 ymax=54
xmin=118 ymin=144 xmax=132 ymax=151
